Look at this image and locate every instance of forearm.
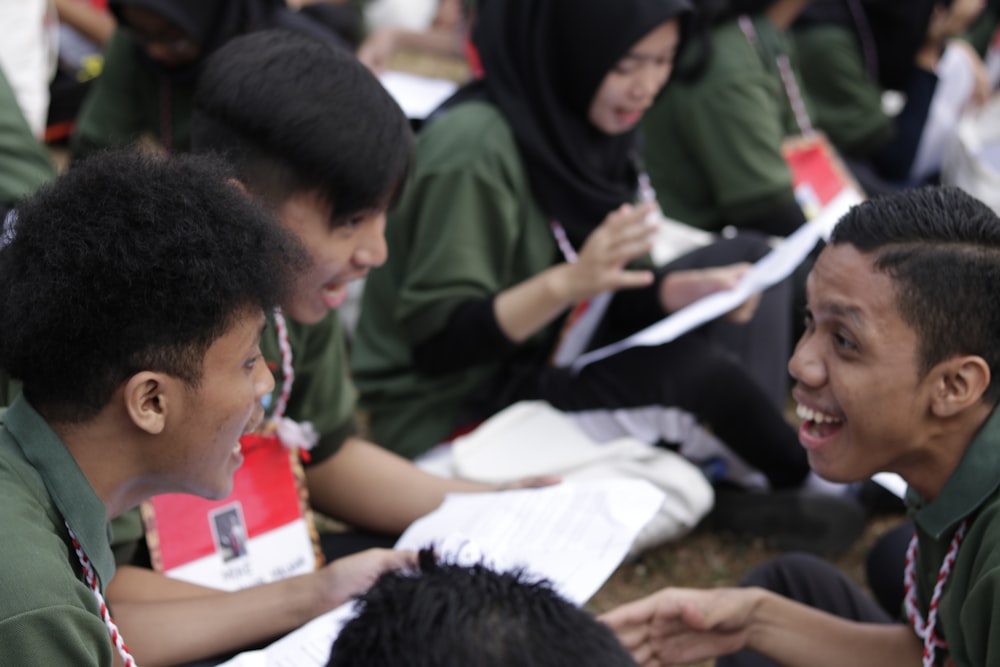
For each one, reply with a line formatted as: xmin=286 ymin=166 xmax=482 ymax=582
xmin=54 ymin=0 xmax=116 ymax=46
xmin=306 ymin=436 xmax=494 ymax=534
xmin=746 ymin=589 xmax=920 ymax=667
xmin=108 ymin=566 xmax=331 ymax=666
xmin=493 ymin=263 xmax=576 ymax=342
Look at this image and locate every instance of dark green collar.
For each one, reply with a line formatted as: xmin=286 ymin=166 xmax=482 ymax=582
xmin=908 ymin=406 xmax=1000 ymax=540
xmin=3 ymin=395 xmax=115 ymax=590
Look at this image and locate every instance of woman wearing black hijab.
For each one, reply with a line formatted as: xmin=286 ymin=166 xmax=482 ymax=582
xmin=70 ymin=0 xmax=347 ymax=158
xmin=354 ymin=0 xmax=865 ymax=555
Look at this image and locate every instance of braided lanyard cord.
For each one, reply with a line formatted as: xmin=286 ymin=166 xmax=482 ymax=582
xmin=904 ymin=520 xmax=968 ymax=667
xmin=65 ymin=523 xmax=138 ymax=667
xmin=272 ymin=307 xmax=294 ymax=421
xmin=737 ymin=15 xmax=814 ymax=137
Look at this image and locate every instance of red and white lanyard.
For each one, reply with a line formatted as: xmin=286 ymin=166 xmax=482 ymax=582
xmin=737 ymin=15 xmax=814 ymax=138
xmin=66 ymin=522 xmax=138 ymax=666
xmin=904 ymin=520 xmax=968 ymax=667
xmin=271 ymin=307 xmax=294 ymax=420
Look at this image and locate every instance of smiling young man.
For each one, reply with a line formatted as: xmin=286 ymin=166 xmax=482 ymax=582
xmin=0 ymin=150 xmax=309 ymax=665
xmin=98 ymin=30 xmax=550 ymax=667
xmin=602 ymin=185 xmax=1000 ymax=667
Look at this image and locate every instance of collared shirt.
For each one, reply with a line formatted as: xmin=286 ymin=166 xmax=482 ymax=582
xmin=906 ymin=405 xmax=1000 ymax=667
xmin=0 ymin=395 xmax=115 ymax=665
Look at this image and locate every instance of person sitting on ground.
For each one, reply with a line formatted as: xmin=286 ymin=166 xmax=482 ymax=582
xmin=70 ymin=0 xmax=350 ymax=159
xmin=352 ymin=0 xmax=865 ymax=555
xmin=327 ymin=548 xmax=639 ymax=667
xmin=791 ymin=0 xmax=984 ymax=193
xmin=101 ymin=30 xmax=550 ymax=667
xmin=0 ymin=149 xmax=409 ymax=666
xmin=641 ymin=0 xmax=814 ymax=236
xmin=603 ymin=185 xmax=1000 ymax=667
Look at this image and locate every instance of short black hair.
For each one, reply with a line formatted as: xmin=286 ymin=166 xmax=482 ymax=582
xmin=192 ymin=29 xmax=414 ymax=223
xmin=327 ymin=549 xmax=638 ymax=667
xmin=0 ymin=149 xmax=305 ymax=423
xmin=830 ymin=185 xmax=1000 ymax=402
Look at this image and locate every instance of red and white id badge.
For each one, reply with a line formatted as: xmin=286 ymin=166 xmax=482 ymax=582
xmin=141 ymin=432 xmax=322 ymax=591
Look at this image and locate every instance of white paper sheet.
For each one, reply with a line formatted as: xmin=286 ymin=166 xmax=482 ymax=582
xmin=218 ymin=479 xmax=665 ymax=667
xmin=379 ymin=70 xmax=458 ymax=119
xmin=570 ymin=189 xmax=862 ymax=372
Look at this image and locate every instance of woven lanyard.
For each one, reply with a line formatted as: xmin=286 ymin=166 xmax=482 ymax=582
xmin=271 ymin=307 xmax=294 ymax=420
xmin=65 ymin=522 xmax=138 ymax=666
xmin=903 ymin=520 xmax=968 ymax=667
xmin=737 ymin=15 xmax=814 ymax=137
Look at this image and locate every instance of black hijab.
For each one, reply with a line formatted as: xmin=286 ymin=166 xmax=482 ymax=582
xmin=109 ymin=0 xmax=286 ymax=77
xmin=462 ymin=0 xmax=692 ymax=248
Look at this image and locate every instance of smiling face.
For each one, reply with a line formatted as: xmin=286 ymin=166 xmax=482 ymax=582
xmin=276 ymin=190 xmax=388 ymax=325
xmin=587 ymin=19 xmax=680 ymax=135
xmin=163 ymin=309 xmax=274 ymax=499
xmin=788 ymin=243 xmax=945 ymax=490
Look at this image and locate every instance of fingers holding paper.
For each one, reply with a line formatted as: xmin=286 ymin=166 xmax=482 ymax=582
xmin=659 ymin=263 xmax=761 ymax=322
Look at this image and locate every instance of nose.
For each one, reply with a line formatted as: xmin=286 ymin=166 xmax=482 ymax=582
xmin=256 ymin=359 xmax=276 ymax=400
xmin=787 ymin=333 xmax=824 ymax=388
xmin=633 ymin=63 xmax=670 ymax=101
xmin=354 ymin=213 xmax=388 ymax=268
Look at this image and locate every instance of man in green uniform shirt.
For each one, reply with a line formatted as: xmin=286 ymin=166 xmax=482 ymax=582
xmin=0 ymin=149 xmax=326 ymax=664
xmin=603 ymin=185 xmax=1000 ymax=667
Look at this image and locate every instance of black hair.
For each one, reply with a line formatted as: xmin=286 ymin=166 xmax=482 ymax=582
xmin=192 ymin=29 xmax=414 ymax=224
xmin=327 ymin=549 xmax=638 ymax=667
xmin=0 ymin=149 xmax=306 ymax=423
xmin=830 ymin=186 xmax=1000 ymax=402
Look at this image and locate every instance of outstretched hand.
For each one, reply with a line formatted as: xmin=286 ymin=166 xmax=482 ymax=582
xmin=599 ymin=587 xmax=758 ymax=666
xmin=318 ymin=548 xmax=417 ymax=610
xmin=556 ymin=202 xmax=659 ymax=303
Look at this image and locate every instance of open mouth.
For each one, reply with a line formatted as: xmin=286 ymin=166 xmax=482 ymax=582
xmin=796 ymin=403 xmax=845 ymax=448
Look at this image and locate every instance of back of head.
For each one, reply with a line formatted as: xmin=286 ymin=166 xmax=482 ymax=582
xmin=831 ymin=185 xmax=1000 ymax=401
xmin=327 ymin=550 xmax=638 ymax=667
xmin=0 ymin=149 xmax=305 ymax=423
xmin=192 ymin=29 xmax=413 ymax=220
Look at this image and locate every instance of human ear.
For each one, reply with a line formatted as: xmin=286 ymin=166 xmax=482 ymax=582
xmin=930 ymin=355 xmax=991 ymax=418
xmin=123 ymin=372 xmax=169 ymax=435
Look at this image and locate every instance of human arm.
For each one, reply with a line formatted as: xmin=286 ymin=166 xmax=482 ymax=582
xmin=659 ymin=262 xmax=761 ymax=323
xmin=106 ymin=549 xmax=416 ymax=666
xmin=54 ymin=0 xmax=116 ymax=47
xmin=305 ymin=435 xmax=557 ymax=535
xmin=600 ymin=586 xmax=922 ymax=667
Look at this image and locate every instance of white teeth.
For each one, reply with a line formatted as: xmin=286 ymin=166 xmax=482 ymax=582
xmin=796 ymin=404 xmax=842 ymax=424
xmin=233 ymin=443 xmax=242 ymax=454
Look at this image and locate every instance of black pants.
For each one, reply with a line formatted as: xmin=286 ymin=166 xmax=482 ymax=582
xmin=717 ymin=553 xmax=897 ymax=667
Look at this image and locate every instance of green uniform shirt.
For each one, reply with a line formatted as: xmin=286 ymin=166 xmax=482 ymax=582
xmin=71 ymin=30 xmax=195 ymax=158
xmin=352 ymin=101 xmax=558 ymax=459
xmin=791 ymin=25 xmax=893 ymax=158
xmin=0 ymin=67 xmax=56 ymax=205
xmin=642 ymin=15 xmax=802 ymax=232
xmin=906 ymin=406 xmax=1000 ymax=666
xmin=0 ymin=396 xmax=116 ymax=665
xmin=111 ymin=310 xmax=356 ymax=566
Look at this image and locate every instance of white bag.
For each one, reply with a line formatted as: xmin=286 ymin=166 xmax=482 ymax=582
xmin=446 ymin=401 xmax=715 ymax=558
xmin=942 ymin=96 xmax=1000 ymax=214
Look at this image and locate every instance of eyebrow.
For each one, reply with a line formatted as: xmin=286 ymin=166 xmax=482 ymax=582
xmin=817 ymin=302 xmax=867 ymax=330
